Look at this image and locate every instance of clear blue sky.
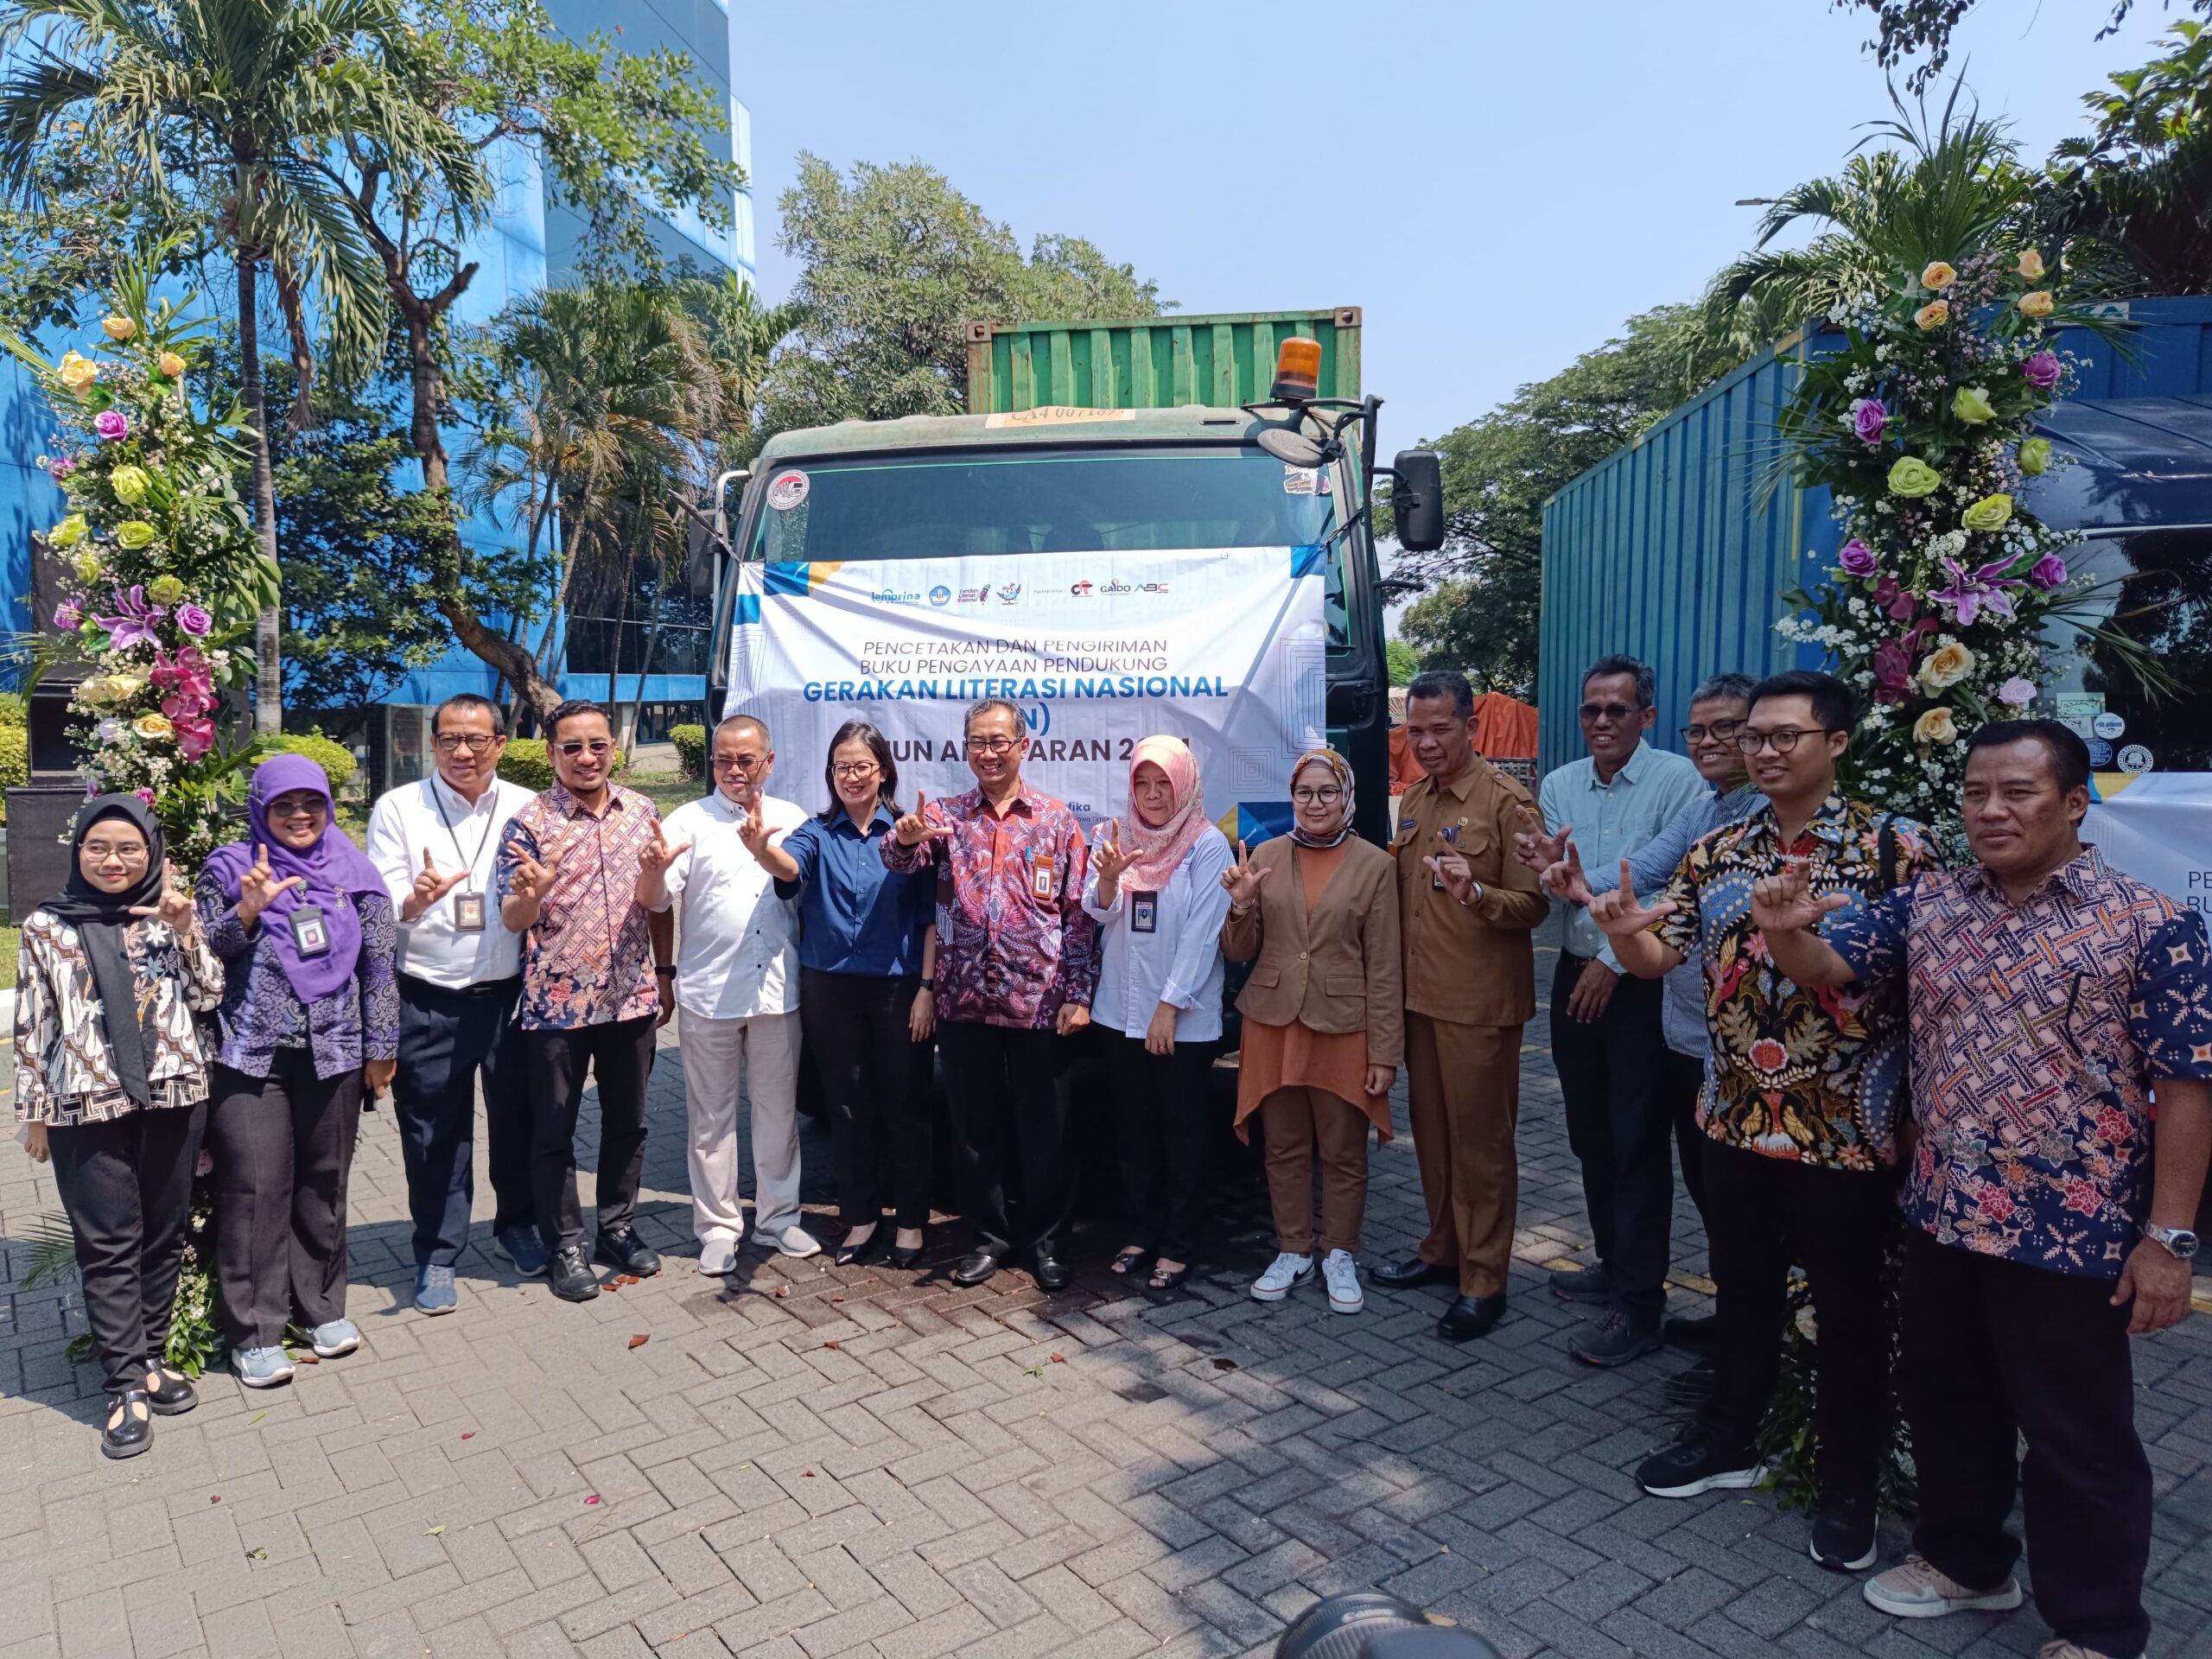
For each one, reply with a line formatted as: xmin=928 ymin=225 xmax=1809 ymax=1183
xmin=736 ymin=0 xmax=2173 ymax=454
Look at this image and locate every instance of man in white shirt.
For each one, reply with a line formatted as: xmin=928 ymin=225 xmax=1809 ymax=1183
xmin=365 ymin=693 xmax=542 ymax=1314
xmin=635 ymin=715 xmax=817 ymax=1272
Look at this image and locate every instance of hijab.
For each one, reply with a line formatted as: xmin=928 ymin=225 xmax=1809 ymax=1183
xmin=201 ymin=753 xmax=386 ymax=1003
xmin=1097 ymin=735 xmax=1209 ymax=893
xmin=38 ymin=796 xmax=167 ymax=1107
xmin=1287 ymin=748 xmax=1357 ymax=850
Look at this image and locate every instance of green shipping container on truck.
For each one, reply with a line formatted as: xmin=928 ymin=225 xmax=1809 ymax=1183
xmin=966 ymin=308 xmax=1361 ymax=415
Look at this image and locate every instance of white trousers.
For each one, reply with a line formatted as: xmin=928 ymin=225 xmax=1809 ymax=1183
xmin=677 ymin=1009 xmax=802 ymax=1246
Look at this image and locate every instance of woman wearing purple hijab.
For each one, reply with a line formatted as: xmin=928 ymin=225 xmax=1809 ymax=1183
xmin=196 ymin=753 xmax=398 ymax=1388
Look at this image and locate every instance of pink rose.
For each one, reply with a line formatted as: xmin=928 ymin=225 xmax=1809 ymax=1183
xmin=175 ymin=602 xmax=212 ymax=637
xmin=1838 ymin=539 xmax=1878 ymax=577
xmin=2028 ymin=555 xmax=2068 ymax=590
xmin=1852 ymin=399 xmax=1887 ymax=445
xmin=1996 ymin=677 xmax=2037 ymax=708
xmin=93 ymin=410 xmax=130 ymax=442
xmin=2021 ymin=351 xmax=2061 ymax=391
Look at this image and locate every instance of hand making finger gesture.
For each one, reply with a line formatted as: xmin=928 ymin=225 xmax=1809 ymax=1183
xmin=1510 ymin=803 xmax=1571 ymax=876
xmin=1541 ymin=837 xmax=1597 ymax=906
xmin=1587 ymin=857 xmax=1678 ymax=939
xmin=406 ymin=848 xmax=468 ymax=920
xmin=236 ymin=843 xmax=305 ymax=928
xmin=1219 ymin=839 xmax=1270 ymax=909
xmin=1423 ymin=829 xmax=1476 ymax=905
xmin=1092 ymin=822 xmax=1133 ymax=888
xmin=130 ymin=858 xmax=197 ymax=934
xmin=639 ymin=823 xmax=692 ymax=875
xmin=892 ymin=791 xmax=952 ymax=848
xmin=734 ymin=800 xmax=774 ymax=860
xmin=1749 ymin=856 xmax=1848 ymax=934
xmin=510 ymin=839 xmax=567 ymax=906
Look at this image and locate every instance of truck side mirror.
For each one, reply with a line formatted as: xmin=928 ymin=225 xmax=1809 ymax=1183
xmin=1391 ymin=450 xmax=1446 ymax=553
xmin=683 ymin=517 xmax=727 ymax=599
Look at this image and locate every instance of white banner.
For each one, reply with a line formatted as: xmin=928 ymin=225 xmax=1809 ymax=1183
xmin=2083 ymin=772 xmax=2212 ymax=917
xmin=721 ymin=545 xmax=1327 ymax=842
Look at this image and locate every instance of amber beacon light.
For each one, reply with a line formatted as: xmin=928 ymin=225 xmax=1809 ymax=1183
xmin=1270 ymin=336 xmax=1322 ymax=405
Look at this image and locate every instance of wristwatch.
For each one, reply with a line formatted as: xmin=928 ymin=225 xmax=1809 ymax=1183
xmin=2143 ymin=1222 xmax=2200 ymax=1260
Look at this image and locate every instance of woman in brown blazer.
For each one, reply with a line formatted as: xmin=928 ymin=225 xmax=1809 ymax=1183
xmin=1220 ymin=749 xmax=1403 ymax=1314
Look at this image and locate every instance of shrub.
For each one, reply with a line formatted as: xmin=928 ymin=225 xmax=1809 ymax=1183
xmin=499 ymin=740 xmax=626 ymax=792
xmin=0 ymin=690 xmax=26 ymax=729
xmin=267 ymin=732 xmax=358 ymax=798
xmin=670 ymin=723 xmax=707 ymax=779
xmin=0 ymin=724 xmax=29 ymax=823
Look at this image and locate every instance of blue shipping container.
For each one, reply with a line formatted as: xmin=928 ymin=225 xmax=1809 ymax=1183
xmin=1536 ymin=296 xmax=2212 ymax=775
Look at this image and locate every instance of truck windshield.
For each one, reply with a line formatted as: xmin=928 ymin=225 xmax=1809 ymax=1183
xmin=747 ymin=448 xmax=1352 ymax=645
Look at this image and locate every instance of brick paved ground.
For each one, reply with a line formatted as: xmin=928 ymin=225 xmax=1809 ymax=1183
xmin=3 ymin=923 xmax=2210 ymax=1659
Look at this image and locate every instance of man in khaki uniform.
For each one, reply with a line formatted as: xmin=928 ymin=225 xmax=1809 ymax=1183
xmin=1371 ymin=670 xmax=1548 ymax=1341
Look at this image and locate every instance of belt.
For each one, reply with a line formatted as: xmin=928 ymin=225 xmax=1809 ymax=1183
xmin=399 ymin=972 xmax=520 ymax=1002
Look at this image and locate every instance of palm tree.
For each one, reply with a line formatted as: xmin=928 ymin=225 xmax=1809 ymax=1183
xmin=1692 ymin=89 xmax=2037 ymax=365
xmin=0 ymin=0 xmax=477 ymax=732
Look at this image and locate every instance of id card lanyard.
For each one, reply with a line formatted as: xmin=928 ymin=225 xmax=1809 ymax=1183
xmin=433 ymin=781 xmax=499 ymax=932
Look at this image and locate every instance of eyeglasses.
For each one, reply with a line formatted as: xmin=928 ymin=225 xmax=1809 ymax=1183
xmin=1291 ymin=786 xmax=1344 ymax=806
xmin=82 ymin=840 xmax=149 ymax=863
xmin=1735 ymin=728 xmax=1830 ymax=754
xmin=1580 ymin=702 xmax=1638 ymax=722
xmin=1681 ymin=720 xmax=1744 ymax=745
xmin=712 ymin=753 xmax=766 ymax=772
xmin=268 ymin=796 xmax=326 ymax=818
xmin=964 ymin=737 xmax=1020 ymax=756
xmin=556 ymin=739 xmax=613 ymax=758
xmin=831 ymin=761 xmax=879 ymax=779
xmin=434 ymin=733 xmax=499 ymax=753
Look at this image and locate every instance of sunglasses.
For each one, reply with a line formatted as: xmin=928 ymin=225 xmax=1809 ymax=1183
xmin=556 ymin=739 xmax=613 ymax=758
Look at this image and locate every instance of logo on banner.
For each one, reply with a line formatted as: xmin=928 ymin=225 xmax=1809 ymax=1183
xmin=1141 ymin=582 xmax=1171 ymax=594
xmin=1070 ymin=580 xmax=1094 ymax=597
xmin=869 ymin=588 xmax=922 ymax=606
xmin=1103 ymin=580 xmax=1133 ymax=594
xmin=996 ymin=582 xmax=1022 ymax=605
xmin=928 ymin=585 xmax=951 ymax=607
xmin=957 ymin=586 xmax=989 ymax=603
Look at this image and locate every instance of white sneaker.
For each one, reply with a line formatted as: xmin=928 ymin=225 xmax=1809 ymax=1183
xmin=697 ymin=1239 xmax=737 ymax=1275
xmin=1322 ymin=1249 xmax=1363 ymax=1314
xmin=772 ymin=1225 xmax=822 ymax=1259
xmin=1251 ymin=1251 xmax=1313 ymax=1302
xmin=1864 ymin=1554 xmax=2024 ymax=1618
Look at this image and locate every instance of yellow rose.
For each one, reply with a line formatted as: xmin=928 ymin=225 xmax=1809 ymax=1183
xmin=1961 ymin=493 xmax=2014 ymax=533
xmin=107 ymin=675 xmax=146 ymax=702
xmin=2018 ymin=290 xmax=2054 ymax=319
xmin=157 ymin=351 xmax=188 ymax=378
xmin=1919 ymin=641 xmax=1976 ymax=690
xmin=1912 ymin=707 xmax=1959 ymax=746
xmin=72 ymin=550 xmax=104 ymax=583
xmin=132 ymin=713 xmax=174 ymax=741
xmin=57 ymin=350 xmax=99 ymax=394
xmin=47 ymin=512 xmax=87 ymax=548
xmin=101 ymin=315 xmax=137 ymax=342
xmin=1920 ymin=261 xmax=1957 ymax=290
xmin=1915 ymin=300 xmax=1950 ymax=331
xmin=114 ymin=519 xmax=157 ymax=550
xmin=2017 ymin=249 xmax=2046 ymax=281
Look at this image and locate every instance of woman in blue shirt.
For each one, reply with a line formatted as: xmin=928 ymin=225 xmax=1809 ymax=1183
xmin=1083 ymin=737 xmax=1233 ymax=1291
xmin=750 ymin=721 xmax=938 ymax=1268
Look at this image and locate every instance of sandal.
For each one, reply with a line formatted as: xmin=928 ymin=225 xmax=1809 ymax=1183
xmin=1109 ymin=1248 xmax=1148 ymax=1276
xmin=1147 ymin=1264 xmax=1192 ymax=1293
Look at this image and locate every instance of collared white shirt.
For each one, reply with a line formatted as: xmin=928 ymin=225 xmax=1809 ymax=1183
xmin=653 ymin=791 xmax=806 ymax=1020
xmin=365 ymin=772 xmax=537 ymax=988
xmin=1080 ymin=823 xmax=1235 ymax=1043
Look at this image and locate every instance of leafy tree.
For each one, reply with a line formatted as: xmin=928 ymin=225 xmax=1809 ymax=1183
xmin=761 ymin=154 xmax=1162 ymax=433
xmin=1394 ymin=307 xmax=1734 ymax=698
xmin=1384 ymin=639 xmax=1421 ymax=686
xmin=0 ymin=0 xmax=477 ymax=733
xmin=1834 ymin=0 xmax=2209 ymax=92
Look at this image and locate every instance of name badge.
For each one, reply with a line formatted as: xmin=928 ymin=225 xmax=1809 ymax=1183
xmin=1431 ymin=824 xmax=1459 ymax=891
xmin=453 ymin=890 xmax=486 ymax=933
xmin=289 ymin=904 xmax=332 ymax=958
xmin=1130 ymin=892 xmax=1158 ymax=934
xmin=1031 ymin=852 xmax=1055 ymax=900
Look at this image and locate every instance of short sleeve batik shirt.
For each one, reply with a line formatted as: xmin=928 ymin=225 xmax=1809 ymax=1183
xmin=1650 ymin=793 xmax=1937 ymax=1170
xmin=1828 ymin=845 xmax=2212 ymax=1275
xmin=496 ymin=783 xmax=662 ymax=1031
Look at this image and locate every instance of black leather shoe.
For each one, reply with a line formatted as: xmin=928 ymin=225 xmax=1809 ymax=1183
xmin=101 ymin=1389 xmax=152 ymax=1460
xmin=144 ymin=1362 xmax=197 ymax=1416
xmin=550 ymin=1245 xmax=601 ymax=1301
xmin=950 ymin=1247 xmax=1004 ymax=1287
xmin=835 ymin=1227 xmax=887 ymax=1268
xmin=1032 ymin=1244 xmax=1071 ymax=1292
xmin=1370 ymin=1255 xmax=1455 ymax=1290
xmin=1436 ymin=1294 xmax=1508 ymax=1343
xmin=594 ymin=1227 xmax=662 ymax=1277
xmin=888 ymin=1241 xmax=925 ymax=1270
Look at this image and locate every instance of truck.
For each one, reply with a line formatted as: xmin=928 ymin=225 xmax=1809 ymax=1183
xmin=698 ymin=308 xmax=1443 ymax=848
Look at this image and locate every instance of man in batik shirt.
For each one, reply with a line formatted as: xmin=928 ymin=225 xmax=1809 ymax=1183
xmin=1756 ymin=719 xmax=2212 ymax=1659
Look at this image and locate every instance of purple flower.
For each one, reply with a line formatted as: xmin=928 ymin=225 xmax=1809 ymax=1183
xmin=174 ymin=601 xmax=212 ymax=638
xmin=2028 ymin=554 xmax=2068 ymax=590
xmin=93 ymin=410 xmax=129 ymax=442
xmin=46 ymin=455 xmax=75 ymax=481
xmin=1930 ymin=556 xmax=2026 ymax=627
xmin=54 ymin=601 xmax=81 ymax=630
xmin=90 ymin=583 xmax=166 ymax=651
xmin=1996 ymin=677 xmax=2037 ymax=707
xmin=2021 ymin=351 xmax=2061 ymax=391
xmin=1852 ymin=398 xmax=1887 ymax=445
xmin=1872 ymin=574 xmax=1917 ymax=622
xmin=1838 ymin=538 xmax=1878 ymax=577
xmin=134 ymin=788 xmax=156 ymax=807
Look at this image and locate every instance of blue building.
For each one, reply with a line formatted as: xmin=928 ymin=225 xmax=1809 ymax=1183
xmin=0 ymin=0 xmax=755 ymax=785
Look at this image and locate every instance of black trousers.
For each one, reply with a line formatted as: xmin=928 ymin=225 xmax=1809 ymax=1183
xmin=392 ymin=975 xmax=531 ymax=1267
xmin=526 ymin=1015 xmax=657 ymax=1254
xmin=799 ymin=968 xmax=932 ymax=1230
xmin=1549 ymin=952 xmax=1675 ymax=1318
xmin=1109 ymin=1030 xmax=1215 ymax=1262
xmin=1901 ymin=1228 xmax=2151 ymax=1656
xmin=46 ymin=1105 xmax=206 ymax=1394
xmin=1696 ymin=1139 xmax=1893 ymax=1499
xmin=1658 ymin=1046 xmax=1710 ymax=1223
xmin=209 ymin=1055 xmax=363 ymax=1351
xmin=937 ymin=1020 xmax=1074 ymax=1256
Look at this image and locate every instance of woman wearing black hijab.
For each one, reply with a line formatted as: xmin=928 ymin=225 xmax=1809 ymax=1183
xmin=15 ymin=796 xmax=223 ymax=1459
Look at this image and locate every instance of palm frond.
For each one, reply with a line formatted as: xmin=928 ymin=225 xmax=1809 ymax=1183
xmin=18 ymin=1211 xmax=80 ymax=1291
